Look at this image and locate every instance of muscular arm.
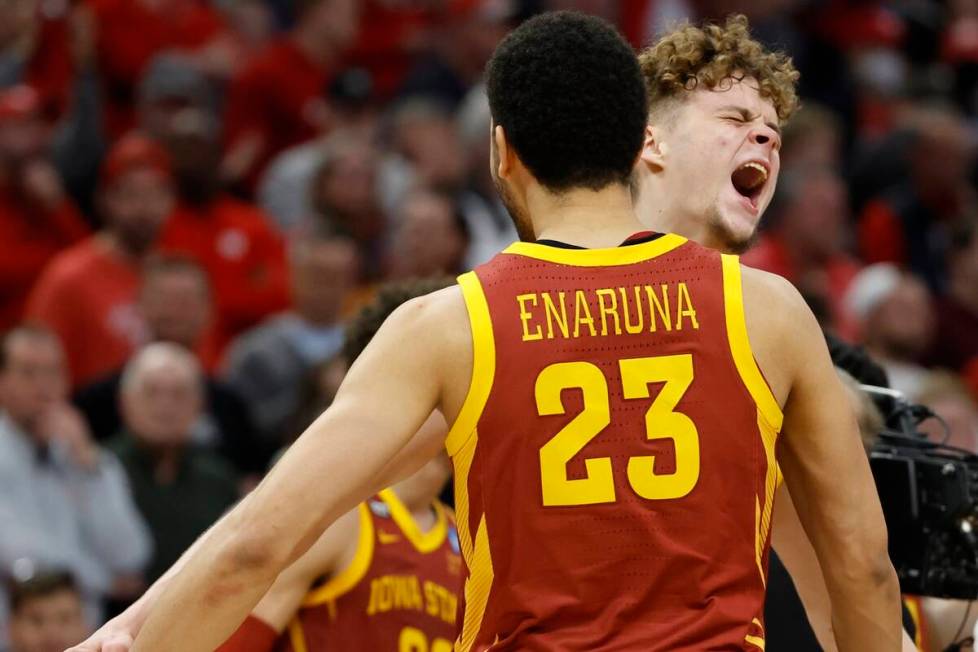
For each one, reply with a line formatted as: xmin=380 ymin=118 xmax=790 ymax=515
xmin=743 ymin=267 xmax=901 ymax=651
xmin=128 ymin=288 xmax=471 ymax=652
xmin=772 ymin=487 xmax=919 ymax=651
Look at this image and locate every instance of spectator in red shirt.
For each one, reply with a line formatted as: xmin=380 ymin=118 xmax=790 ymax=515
xmin=88 ymin=0 xmax=227 ymax=138
xmin=742 ymin=163 xmax=862 ymax=337
xmin=140 ymin=65 xmax=289 ymax=352
xmin=0 ymin=85 xmax=88 ymax=330
xmin=221 ymin=0 xmax=360 ymax=194
xmin=857 ymin=106 xmax=977 ymax=289
xmin=928 ymin=217 xmax=978 ymax=372
xmin=26 ymin=133 xmax=173 ymax=387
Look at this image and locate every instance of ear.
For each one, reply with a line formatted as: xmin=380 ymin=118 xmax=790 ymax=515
xmin=640 ymin=125 xmax=668 ymax=172
xmin=494 ymin=124 xmax=512 ymax=180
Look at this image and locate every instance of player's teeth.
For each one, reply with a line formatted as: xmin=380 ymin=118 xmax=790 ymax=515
xmin=740 ymin=162 xmax=768 ymax=181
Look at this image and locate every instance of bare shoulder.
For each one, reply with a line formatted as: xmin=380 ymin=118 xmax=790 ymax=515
xmin=366 ymin=283 xmax=473 ymax=420
xmin=739 ymin=264 xmax=821 ymax=403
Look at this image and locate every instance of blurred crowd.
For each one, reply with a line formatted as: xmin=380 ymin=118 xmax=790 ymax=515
xmin=1 ymin=0 xmax=978 ymax=650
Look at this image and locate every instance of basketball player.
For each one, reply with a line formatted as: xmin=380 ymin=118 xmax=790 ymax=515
xmin=216 ymin=280 xmax=462 ymax=652
xmin=69 ymin=12 xmax=900 ymax=652
xmin=628 ymin=16 xmax=918 ymax=652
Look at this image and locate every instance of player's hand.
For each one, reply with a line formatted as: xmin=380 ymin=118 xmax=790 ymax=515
xmin=65 ymin=620 xmax=134 ymax=652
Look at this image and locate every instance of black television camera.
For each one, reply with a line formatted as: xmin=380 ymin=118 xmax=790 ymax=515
xmin=866 ymin=385 xmax=978 ymax=600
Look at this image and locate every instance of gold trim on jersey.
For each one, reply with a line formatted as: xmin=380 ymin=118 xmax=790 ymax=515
xmin=303 ymin=503 xmax=375 ymax=607
xmin=501 ymin=233 xmax=687 ymax=266
xmin=452 ymin=432 xmax=494 ymax=652
xmin=446 ymin=272 xmax=496 ymax=456
xmin=378 ymin=489 xmax=449 ymax=554
xmin=745 ymin=618 xmax=765 ymax=650
xmin=287 ymin=618 xmax=309 ymax=652
xmin=721 ymin=254 xmax=784 ymax=588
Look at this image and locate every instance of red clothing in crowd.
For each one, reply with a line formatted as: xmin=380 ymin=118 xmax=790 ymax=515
xmin=0 ymin=188 xmax=88 ymax=329
xmin=158 ymin=197 xmax=289 ymax=353
xmin=222 ymin=38 xmax=329 ymax=191
xmin=25 ymin=11 xmax=75 ymax=121
xmin=929 ymin=297 xmax=978 ymax=371
xmin=742 ymin=234 xmax=862 ymax=337
xmin=26 ymin=237 xmax=148 ymax=387
xmin=346 ymin=0 xmax=437 ymax=97
xmin=87 ymin=0 xmax=225 ymax=138
xmin=858 ymin=199 xmax=907 ymax=265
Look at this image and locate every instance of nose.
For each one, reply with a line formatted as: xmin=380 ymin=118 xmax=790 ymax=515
xmin=749 ymin=125 xmax=780 ymax=150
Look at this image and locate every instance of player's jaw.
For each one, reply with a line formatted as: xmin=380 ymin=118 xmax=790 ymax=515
xmin=714 ymin=153 xmax=778 ymax=252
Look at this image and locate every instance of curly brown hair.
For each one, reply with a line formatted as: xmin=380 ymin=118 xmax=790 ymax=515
xmin=638 ymin=15 xmax=800 ymax=123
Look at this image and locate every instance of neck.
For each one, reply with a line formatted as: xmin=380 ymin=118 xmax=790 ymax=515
xmin=642 ymin=203 xmax=727 ymax=251
xmin=530 ymin=184 xmax=645 ymax=247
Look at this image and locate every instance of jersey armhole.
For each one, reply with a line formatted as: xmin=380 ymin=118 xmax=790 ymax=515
xmin=302 ymin=503 xmax=375 ymax=607
xmin=445 ymin=272 xmax=496 ymax=456
xmin=720 ymin=255 xmax=785 ymax=432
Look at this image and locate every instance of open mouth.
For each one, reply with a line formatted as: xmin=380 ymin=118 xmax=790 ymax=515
xmin=730 ymin=161 xmax=768 ymax=208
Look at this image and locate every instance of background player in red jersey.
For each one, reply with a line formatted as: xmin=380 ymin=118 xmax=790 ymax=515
xmin=216 ymin=279 xmax=462 ymax=652
xmin=629 ymin=17 xmax=917 ymax=651
xmin=69 ymin=12 xmax=900 ymax=652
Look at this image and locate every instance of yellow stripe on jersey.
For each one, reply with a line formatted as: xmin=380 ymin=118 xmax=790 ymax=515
xmin=721 ymin=255 xmax=783 ymax=587
xmin=754 ymin=411 xmax=779 ymax=585
xmin=720 ymin=255 xmax=784 ymax=431
xmin=287 ymin=618 xmax=308 ymax=652
xmin=303 ymin=503 xmax=375 ymax=606
xmin=458 ymin=512 xmax=494 ymax=652
xmin=451 ymin=431 xmax=494 ymax=652
xmin=745 ymin=619 xmax=766 ymax=651
xmin=502 ymin=233 xmax=687 ymax=267
xmin=379 ymin=489 xmax=448 ymax=553
xmin=446 ymin=272 xmax=496 ymax=456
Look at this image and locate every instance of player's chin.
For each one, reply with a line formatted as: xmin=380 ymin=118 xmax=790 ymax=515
xmin=717 ymin=204 xmax=761 ymax=254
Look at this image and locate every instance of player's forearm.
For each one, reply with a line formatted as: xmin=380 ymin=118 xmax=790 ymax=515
xmin=826 ymin=561 xmax=902 ymax=652
xmin=131 ymin=503 xmax=287 ymax=651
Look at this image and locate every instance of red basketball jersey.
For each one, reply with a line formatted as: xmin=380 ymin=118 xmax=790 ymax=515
xmin=275 ymin=490 xmax=463 ymax=651
xmin=445 ymin=234 xmax=784 ymax=651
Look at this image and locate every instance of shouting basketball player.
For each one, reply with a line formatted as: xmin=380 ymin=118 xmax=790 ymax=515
xmin=629 ymin=16 xmax=916 ymax=651
xmin=69 ymin=12 xmax=900 ymax=652
xmin=216 ymin=280 xmax=462 ymax=652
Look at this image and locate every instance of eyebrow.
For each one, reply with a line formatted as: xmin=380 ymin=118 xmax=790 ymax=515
xmin=718 ymin=105 xmax=782 ymax=137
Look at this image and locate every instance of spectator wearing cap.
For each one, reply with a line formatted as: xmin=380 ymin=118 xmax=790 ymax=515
xmin=222 ymin=0 xmax=360 ymax=193
xmin=74 ymin=256 xmax=270 ymax=476
xmin=7 ymin=570 xmax=89 ymax=652
xmin=137 ymin=53 xmax=290 ymax=352
xmin=88 ymin=0 xmax=228 ymax=139
xmin=0 ymin=325 xmax=151 ymax=642
xmin=223 ymin=232 xmax=358 ymax=446
xmin=741 ymin=162 xmax=861 ymax=337
xmin=927 ymin=218 xmax=978 ymax=372
xmin=107 ymin=343 xmax=239 ymax=583
xmin=845 ymin=263 xmax=935 ymax=398
xmin=0 ymin=85 xmax=88 ymax=331
xmin=25 ymin=133 xmax=173 ymax=387
xmin=258 ymin=68 xmax=380 ymax=232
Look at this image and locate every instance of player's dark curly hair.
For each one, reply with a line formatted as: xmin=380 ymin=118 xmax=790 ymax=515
xmin=343 ymin=277 xmax=456 ymax=364
xmin=639 ymin=14 xmax=799 ymax=122
xmin=485 ymin=11 xmax=648 ymax=192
